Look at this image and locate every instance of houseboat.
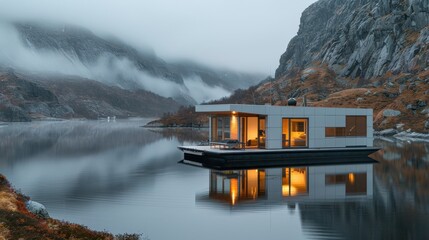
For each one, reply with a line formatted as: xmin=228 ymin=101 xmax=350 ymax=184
xmin=178 ymin=103 xmax=379 ymax=169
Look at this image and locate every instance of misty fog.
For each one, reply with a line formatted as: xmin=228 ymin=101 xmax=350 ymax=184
xmin=0 ymin=22 xmax=231 ymax=103
xmin=0 ymin=0 xmax=317 ymax=104
xmin=0 ymin=0 xmax=317 ymax=74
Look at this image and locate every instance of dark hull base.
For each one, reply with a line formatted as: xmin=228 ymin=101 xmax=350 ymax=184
xmin=179 ymin=147 xmax=380 ymax=170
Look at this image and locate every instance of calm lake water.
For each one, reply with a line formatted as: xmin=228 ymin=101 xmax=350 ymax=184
xmin=1 ymin=120 xmax=429 ymax=240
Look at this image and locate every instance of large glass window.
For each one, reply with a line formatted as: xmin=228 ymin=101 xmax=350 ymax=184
xmin=242 ymin=117 xmax=258 ymax=147
xmin=282 ymin=119 xmax=290 ymax=148
xmin=211 ymin=117 xmax=218 ymax=141
xmin=211 ymin=116 xmax=231 ymax=141
xmin=282 ymin=118 xmax=308 ymax=148
xmin=325 ymin=116 xmax=367 ymax=137
xmin=346 ymin=116 xmax=366 ymax=136
xmin=258 ymin=117 xmax=266 ymax=148
xmin=325 ymin=127 xmax=345 ymax=137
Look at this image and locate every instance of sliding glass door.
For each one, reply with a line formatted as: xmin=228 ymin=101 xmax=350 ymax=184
xmin=282 ymin=118 xmax=308 ymax=148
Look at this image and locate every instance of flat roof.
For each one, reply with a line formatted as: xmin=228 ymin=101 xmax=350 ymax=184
xmin=196 ymin=104 xmax=372 ymax=116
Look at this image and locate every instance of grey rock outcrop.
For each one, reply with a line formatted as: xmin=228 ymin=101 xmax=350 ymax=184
xmin=26 ymin=200 xmax=49 ymax=218
xmin=276 ymin=0 xmax=429 ymax=79
xmin=383 ymin=109 xmax=401 ymax=117
xmin=376 ymin=128 xmax=398 ymax=136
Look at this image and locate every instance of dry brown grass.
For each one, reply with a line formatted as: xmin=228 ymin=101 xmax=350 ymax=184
xmin=0 ymin=223 xmax=10 ymax=240
xmin=405 ymin=30 xmax=420 ymax=45
xmin=0 ymin=191 xmax=18 ymax=212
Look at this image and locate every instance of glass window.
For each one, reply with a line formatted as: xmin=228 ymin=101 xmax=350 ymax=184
xmin=282 ymin=118 xmax=308 ymax=148
xmin=258 ymin=118 xmax=266 ymax=148
xmin=211 ymin=117 xmax=218 ymax=141
xmin=282 ymin=119 xmax=290 ymax=148
xmin=290 ymin=119 xmax=308 ymax=147
xmin=355 ymin=116 xmax=367 ymax=136
xmin=346 ymin=116 xmax=367 ymax=136
xmin=326 ymin=116 xmax=366 ymax=137
xmin=224 ymin=117 xmax=231 ymax=139
xmin=325 ymin=127 xmax=345 ymax=137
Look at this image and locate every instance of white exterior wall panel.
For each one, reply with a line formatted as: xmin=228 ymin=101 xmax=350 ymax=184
xmin=196 ymin=104 xmax=374 ymax=150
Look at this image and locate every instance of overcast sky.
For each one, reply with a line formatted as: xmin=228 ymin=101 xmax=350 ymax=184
xmin=0 ymin=0 xmax=317 ymax=75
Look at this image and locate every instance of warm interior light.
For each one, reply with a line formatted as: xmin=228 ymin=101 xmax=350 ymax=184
xmin=230 ymin=178 xmax=238 ymax=205
xmin=282 ymin=185 xmax=297 ymax=196
xmin=232 ymin=111 xmax=237 ymax=115
xmin=230 ymin=115 xmax=238 ymax=139
xmin=348 ymin=173 xmax=355 ymax=184
xmin=247 ymin=170 xmax=259 ymax=199
xmin=282 ymin=168 xmax=307 ymax=197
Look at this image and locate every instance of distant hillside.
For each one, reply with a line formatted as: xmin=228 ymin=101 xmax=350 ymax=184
xmin=0 ymin=69 xmax=180 ymax=121
xmin=154 ymin=0 xmax=429 ymax=132
xmin=0 ymin=21 xmax=265 ymax=121
xmin=1 ymin=22 xmax=263 ymax=105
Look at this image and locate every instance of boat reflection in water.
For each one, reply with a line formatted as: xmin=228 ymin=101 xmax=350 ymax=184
xmin=197 ymin=162 xmax=373 ymax=207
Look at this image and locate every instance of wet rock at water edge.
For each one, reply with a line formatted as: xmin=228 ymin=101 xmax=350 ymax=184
xmin=375 ymin=128 xmax=398 ymax=136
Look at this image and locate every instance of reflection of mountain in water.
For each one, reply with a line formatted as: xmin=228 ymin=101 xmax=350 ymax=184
xmin=299 ymin=178 xmax=429 ymax=240
xmin=148 ymin=127 xmax=208 ymax=144
xmin=0 ymin=121 xmax=207 ymax=206
xmin=298 ymin=138 xmax=429 ymax=240
xmin=0 ymin=120 xmax=208 ymax=163
xmin=372 ymin=138 xmax=429 ymax=211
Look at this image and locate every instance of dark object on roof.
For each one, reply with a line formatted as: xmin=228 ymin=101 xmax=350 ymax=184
xmin=288 ymin=98 xmax=297 ymax=106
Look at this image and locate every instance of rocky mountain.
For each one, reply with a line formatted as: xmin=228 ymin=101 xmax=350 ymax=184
xmin=1 ymin=22 xmax=263 ymax=105
xmin=156 ymin=0 xmax=429 ymax=132
xmin=0 ymin=21 xmax=264 ymax=121
xmin=275 ymin=0 xmax=429 ymax=80
xmin=0 ymin=68 xmax=180 ymax=122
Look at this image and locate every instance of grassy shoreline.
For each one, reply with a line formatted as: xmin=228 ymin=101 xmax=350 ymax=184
xmin=0 ymin=174 xmax=140 ymax=240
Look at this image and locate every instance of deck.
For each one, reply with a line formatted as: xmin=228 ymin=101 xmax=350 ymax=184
xmin=178 ymin=145 xmax=380 ymax=169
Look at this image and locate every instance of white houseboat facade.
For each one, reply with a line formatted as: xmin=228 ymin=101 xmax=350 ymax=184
xmin=199 ymin=104 xmax=373 ymax=149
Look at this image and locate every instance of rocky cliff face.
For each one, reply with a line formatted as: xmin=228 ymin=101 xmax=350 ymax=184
xmin=205 ymin=0 xmax=429 ymax=132
xmin=271 ymin=0 xmax=429 ymax=132
xmin=276 ymin=0 xmax=429 ymax=79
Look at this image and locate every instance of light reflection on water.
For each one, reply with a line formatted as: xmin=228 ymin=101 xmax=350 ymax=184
xmin=0 ymin=121 xmax=429 ymax=240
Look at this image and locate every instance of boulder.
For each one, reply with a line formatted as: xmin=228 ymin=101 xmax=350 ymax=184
xmin=406 ymin=104 xmax=417 ymax=110
xmin=383 ymin=109 xmax=401 ymax=117
xmin=378 ymin=128 xmax=398 ymax=136
xmin=417 ymin=100 xmax=427 ymax=108
xmin=300 ymin=68 xmax=318 ymax=81
xmin=26 ymin=200 xmax=49 ymax=218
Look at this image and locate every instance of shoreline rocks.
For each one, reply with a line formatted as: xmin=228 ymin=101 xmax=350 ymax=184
xmin=375 ymin=128 xmax=429 ymax=142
